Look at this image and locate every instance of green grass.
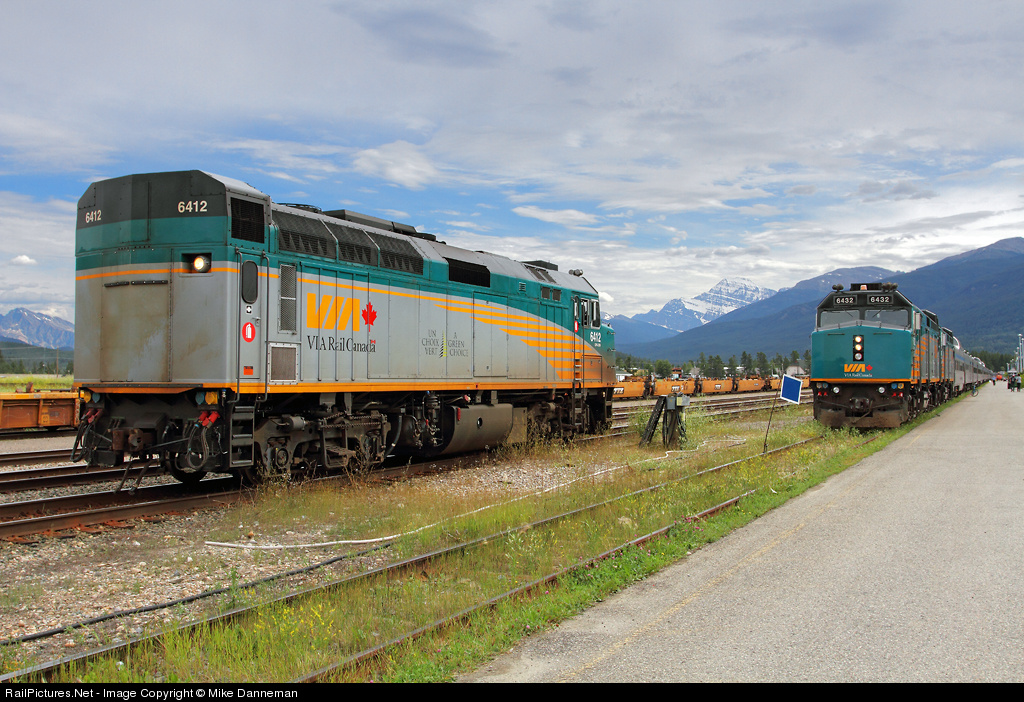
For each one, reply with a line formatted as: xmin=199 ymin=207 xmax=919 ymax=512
xmin=0 ymin=374 xmax=73 ymax=393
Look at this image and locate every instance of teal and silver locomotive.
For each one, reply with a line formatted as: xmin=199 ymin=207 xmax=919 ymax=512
xmin=810 ymin=282 xmax=987 ymax=428
xmin=74 ymin=171 xmax=616 ymax=482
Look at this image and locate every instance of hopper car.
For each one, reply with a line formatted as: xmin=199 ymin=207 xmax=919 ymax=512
xmin=73 ymin=171 xmax=616 ymax=483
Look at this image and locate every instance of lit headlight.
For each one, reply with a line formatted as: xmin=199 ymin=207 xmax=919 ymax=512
xmin=192 ymin=255 xmax=211 ymax=273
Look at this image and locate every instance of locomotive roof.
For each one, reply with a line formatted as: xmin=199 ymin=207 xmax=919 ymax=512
xmin=80 ymin=171 xmax=600 ymax=297
xmin=816 ymin=286 xmax=913 ymax=310
xmin=261 ymin=183 xmax=599 ymax=295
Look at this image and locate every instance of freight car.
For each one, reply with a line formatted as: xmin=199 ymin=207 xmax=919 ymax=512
xmin=0 ymin=390 xmax=79 ymax=432
xmin=810 ymin=282 xmax=988 ymax=428
xmin=612 ymin=374 xmax=807 ymax=399
xmin=73 ymin=171 xmax=616 ymax=483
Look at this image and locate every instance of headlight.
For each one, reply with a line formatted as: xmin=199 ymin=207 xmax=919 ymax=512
xmin=191 ymin=255 xmax=212 ymax=273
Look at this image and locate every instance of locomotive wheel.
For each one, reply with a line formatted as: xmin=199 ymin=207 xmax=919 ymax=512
xmin=169 ymin=466 xmax=207 ymax=485
xmin=240 ymin=446 xmax=272 ymax=485
xmin=346 ymin=442 xmax=370 ymax=475
xmin=240 ymin=461 xmax=269 ymax=486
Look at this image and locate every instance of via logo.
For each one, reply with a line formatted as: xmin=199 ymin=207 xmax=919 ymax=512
xmin=844 ymin=363 xmax=871 ymax=373
xmin=306 ymin=294 xmax=378 ymax=330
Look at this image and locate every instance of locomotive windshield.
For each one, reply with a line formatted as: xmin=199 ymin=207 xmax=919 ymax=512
xmin=817 ymin=309 xmax=859 ymax=327
xmin=817 ymin=307 xmax=910 ymax=329
xmin=864 ymin=308 xmax=909 ymax=327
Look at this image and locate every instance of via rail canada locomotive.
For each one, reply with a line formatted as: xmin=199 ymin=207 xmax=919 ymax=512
xmin=73 ymin=171 xmax=615 ymax=482
xmin=810 ymin=282 xmax=988 ymax=428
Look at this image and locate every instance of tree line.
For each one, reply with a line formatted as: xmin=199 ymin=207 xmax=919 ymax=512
xmin=0 ymin=347 xmax=73 ymax=375
xmin=616 ymin=349 xmax=812 ymax=379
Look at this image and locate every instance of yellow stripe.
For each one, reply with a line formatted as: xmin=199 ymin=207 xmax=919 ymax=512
xmin=78 ymin=379 xmax=614 ymax=394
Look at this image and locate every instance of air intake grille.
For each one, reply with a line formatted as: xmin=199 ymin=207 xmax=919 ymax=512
xmin=269 ymin=345 xmax=298 ymax=383
xmin=231 ymin=199 xmax=265 ymax=243
xmin=279 ymin=264 xmax=297 ymax=332
xmin=276 ymin=210 xmax=334 ymax=259
xmin=446 ymin=258 xmax=490 ymax=288
xmin=525 ymin=265 xmax=556 ymax=283
xmin=323 ymin=221 xmax=377 ymax=267
xmin=368 ymin=232 xmax=423 ymax=275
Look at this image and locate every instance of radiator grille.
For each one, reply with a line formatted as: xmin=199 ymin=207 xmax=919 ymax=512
xmin=231 ymin=199 xmax=265 ymax=243
xmin=268 ymin=344 xmax=298 ymax=383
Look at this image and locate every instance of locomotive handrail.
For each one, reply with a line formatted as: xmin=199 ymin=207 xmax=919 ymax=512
xmin=261 ymin=249 xmax=270 ymax=404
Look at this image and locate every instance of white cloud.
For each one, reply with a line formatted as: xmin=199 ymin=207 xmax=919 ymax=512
xmin=352 ymin=141 xmax=442 ymax=190
xmin=3 ymin=2 xmax=1024 ymax=320
xmin=11 ymin=255 xmax=36 ymax=265
xmin=512 ymin=206 xmax=601 ymax=227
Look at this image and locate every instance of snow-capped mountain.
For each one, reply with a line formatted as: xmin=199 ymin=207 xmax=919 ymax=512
xmin=630 ymin=278 xmax=777 ymax=333
xmin=0 ymin=308 xmax=75 ymax=349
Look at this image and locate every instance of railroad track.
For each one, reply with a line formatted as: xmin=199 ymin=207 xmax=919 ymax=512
xmin=0 ymin=452 xmax=487 ymax=539
xmin=0 ymin=478 xmax=243 ymax=539
xmin=0 ymin=392 xmax=808 ymax=538
xmin=610 ymin=389 xmax=811 ymax=428
xmin=1 ymin=435 xmax=828 ymax=683
xmin=0 ymin=463 xmax=158 ymax=493
xmin=0 ymin=448 xmax=75 ymax=469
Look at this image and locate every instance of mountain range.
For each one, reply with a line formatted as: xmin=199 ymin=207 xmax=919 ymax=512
xmin=615 ymin=237 xmax=1024 ymax=363
xmin=0 ymin=308 xmax=74 ymax=350
xmin=608 ymin=278 xmax=777 ymax=344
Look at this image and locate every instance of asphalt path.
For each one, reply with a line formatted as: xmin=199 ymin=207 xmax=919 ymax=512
xmin=462 ymin=383 xmax=1024 ymax=682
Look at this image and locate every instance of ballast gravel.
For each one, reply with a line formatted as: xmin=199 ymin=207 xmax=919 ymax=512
xmin=0 ymin=439 xmax=613 ymax=671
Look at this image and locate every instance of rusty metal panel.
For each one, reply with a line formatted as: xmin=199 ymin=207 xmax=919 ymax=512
xmin=0 ymin=393 xmax=78 ymax=430
xmin=169 ymin=266 xmax=232 ymax=382
xmin=99 ymin=267 xmax=171 ymax=382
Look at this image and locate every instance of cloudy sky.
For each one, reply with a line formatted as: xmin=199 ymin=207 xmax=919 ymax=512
xmin=2 ymin=0 xmax=1024 ymax=322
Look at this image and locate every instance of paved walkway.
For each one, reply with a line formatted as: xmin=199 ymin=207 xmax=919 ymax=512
xmin=462 ymin=383 xmax=1024 ymax=682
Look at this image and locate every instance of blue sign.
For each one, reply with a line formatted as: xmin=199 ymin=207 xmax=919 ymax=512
xmin=780 ymin=374 xmax=802 ymax=404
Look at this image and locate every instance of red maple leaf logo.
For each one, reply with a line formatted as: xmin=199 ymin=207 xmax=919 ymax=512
xmin=362 ymin=302 xmax=378 ymax=328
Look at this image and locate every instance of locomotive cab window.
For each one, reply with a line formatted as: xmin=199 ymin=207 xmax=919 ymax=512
xmin=864 ymin=308 xmax=909 ymax=328
xmin=818 ymin=309 xmax=859 ymax=328
xmin=241 ymin=260 xmax=259 ymax=304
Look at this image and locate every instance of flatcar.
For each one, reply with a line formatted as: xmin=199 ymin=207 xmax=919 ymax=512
xmin=0 ymin=390 xmax=79 ymax=432
xmin=73 ymin=171 xmax=616 ymax=482
xmin=810 ymin=282 xmax=988 ymax=428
